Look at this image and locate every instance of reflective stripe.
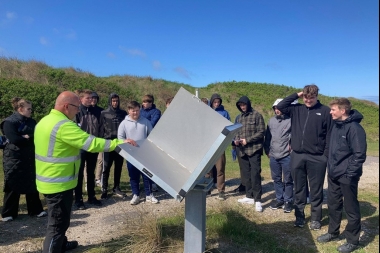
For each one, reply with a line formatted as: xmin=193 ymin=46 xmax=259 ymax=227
xmin=82 ymin=135 xmax=95 ymax=151
xmin=48 ymin=119 xmax=70 ymax=157
xmin=36 ymin=173 xmax=78 ymax=183
xmin=35 ymin=154 xmax=80 ymax=163
xmin=103 ymin=140 xmax=111 ymax=152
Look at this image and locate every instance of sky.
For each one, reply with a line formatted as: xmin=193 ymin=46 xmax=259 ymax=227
xmin=0 ymin=0 xmax=379 ymax=104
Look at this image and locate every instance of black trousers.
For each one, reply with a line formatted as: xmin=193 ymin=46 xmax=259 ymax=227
xmin=75 ymin=151 xmax=99 ymax=202
xmin=327 ymin=176 xmax=361 ymax=245
xmin=1 ymin=190 xmax=43 ymax=218
xmin=102 ymin=151 xmax=124 ymax=190
xmin=43 ymin=189 xmax=73 ymax=253
xmin=291 ymin=152 xmax=327 ymax=221
xmin=237 ymin=152 xmax=262 ymax=201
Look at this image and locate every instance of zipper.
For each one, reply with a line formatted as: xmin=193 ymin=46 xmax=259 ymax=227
xmin=301 ymin=108 xmax=310 ymax=150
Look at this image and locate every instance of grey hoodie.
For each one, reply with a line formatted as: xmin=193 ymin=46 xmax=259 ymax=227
xmin=264 ymin=114 xmax=291 ymax=159
xmin=117 ymin=115 xmax=153 ymax=142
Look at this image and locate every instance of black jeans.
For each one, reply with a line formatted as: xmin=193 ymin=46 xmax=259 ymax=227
xmin=43 ymin=189 xmax=73 ymax=253
xmin=327 ymin=176 xmax=361 ymax=245
xmin=237 ymin=152 xmax=262 ymax=201
xmin=75 ymin=151 xmax=99 ymax=202
xmin=102 ymin=150 xmax=124 ymax=190
xmin=291 ymin=152 xmax=327 ymax=221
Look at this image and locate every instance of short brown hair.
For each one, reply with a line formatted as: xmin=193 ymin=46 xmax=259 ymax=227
xmin=201 ymin=98 xmax=208 ymax=104
xmin=166 ymin=97 xmax=174 ymax=105
xmin=11 ymin=97 xmax=31 ymax=111
xmin=127 ymin=101 xmax=140 ymax=110
xmin=78 ymin=89 xmax=93 ymax=98
xmin=329 ymin=98 xmax=352 ymax=115
xmin=142 ymin=94 xmax=154 ymax=103
xmin=303 ymin=84 xmax=319 ymax=97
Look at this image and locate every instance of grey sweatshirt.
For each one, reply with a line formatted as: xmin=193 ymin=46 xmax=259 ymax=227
xmin=264 ymin=115 xmax=291 ymax=159
xmin=117 ymin=115 xmax=153 ymax=141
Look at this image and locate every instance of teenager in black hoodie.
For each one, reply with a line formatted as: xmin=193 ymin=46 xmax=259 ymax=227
xmin=99 ymin=93 xmax=127 ymax=199
xmin=277 ymin=84 xmax=333 ymax=230
xmin=317 ymin=98 xmax=366 ymax=253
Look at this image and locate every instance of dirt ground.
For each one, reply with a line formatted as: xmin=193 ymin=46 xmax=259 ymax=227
xmin=0 ymin=157 xmax=378 ymax=253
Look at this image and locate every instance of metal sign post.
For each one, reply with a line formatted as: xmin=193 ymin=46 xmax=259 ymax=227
xmin=116 ymin=87 xmax=242 ymax=253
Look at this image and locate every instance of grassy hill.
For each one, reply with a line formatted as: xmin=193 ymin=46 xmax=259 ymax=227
xmin=0 ymin=57 xmax=378 ymax=142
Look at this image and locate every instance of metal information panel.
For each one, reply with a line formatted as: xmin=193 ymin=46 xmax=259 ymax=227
xmin=117 ymin=87 xmax=241 ymax=201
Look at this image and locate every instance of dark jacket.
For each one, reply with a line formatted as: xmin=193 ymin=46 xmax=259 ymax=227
xmin=140 ymin=104 xmax=161 ymax=128
xmin=277 ymin=93 xmax=333 ymax=157
xmin=99 ymin=93 xmax=127 ymax=139
xmin=210 ymin=93 xmax=231 ymax=120
xmin=234 ymin=96 xmax=265 ymax=156
xmin=2 ymin=112 xmax=37 ymax=193
xmin=328 ymin=110 xmax=367 ymax=180
xmin=264 ymin=114 xmax=292 ymax=159
xmin=75 ymin=103 xmax=103 ymax=137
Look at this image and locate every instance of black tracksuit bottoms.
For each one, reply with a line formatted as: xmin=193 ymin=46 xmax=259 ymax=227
xmin=102 ymin=150 xmax=124 ymax=190
xmin=291 ymin=151 xmax=327 ymax=221
xmin=327 ymin=176 xmax=361 ymax=245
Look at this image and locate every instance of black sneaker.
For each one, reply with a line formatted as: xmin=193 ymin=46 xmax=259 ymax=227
xmin=113 ymin=187 xmax=125 ymax=197
xmin=269 ymin=200 xmax=284 ymax=210
xmin=233 ymin=184 xmax=246 ymax=193
xmin=101 ymin=190 xmax=108 ymax=200
xmin=88 ymin=197 xmax=102 ymax=206
xmin=64 ymin=240 xmax=78 ymax=251
xmin=283 ymin=202 xmax=293 ymax=213
xmin=337 ymin=242 xmax=359 ymax=253
xmin=309 ymin=220 xmax=322 ymax=230
xmin=75 ymin=200 xmax=86 ymax=210
xmin=294 ymin=217 xmax=305 ymax=228
xmin=317 ymin=232 xmax=339 ymax=243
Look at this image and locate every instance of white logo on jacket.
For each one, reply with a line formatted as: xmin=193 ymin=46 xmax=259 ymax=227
xmin=316 ymin=113 xmax=321 ymax=115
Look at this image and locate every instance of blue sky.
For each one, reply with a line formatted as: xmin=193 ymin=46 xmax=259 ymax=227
xmin=1 ymin=0 xmax=379 ymax=104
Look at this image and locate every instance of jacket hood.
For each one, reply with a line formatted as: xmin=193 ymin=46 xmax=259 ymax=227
xmin=210 ymin=93 xmax=222 ymax=107
xmin=236 ymin=96 xmax=252 ymax=113
xmin=92 ymin=92 xmax=100 ymax=99
xmin=335 ymin=109 xmax=363 ymax=126
xmin=108 ymin=93 xmax=120 ymax=110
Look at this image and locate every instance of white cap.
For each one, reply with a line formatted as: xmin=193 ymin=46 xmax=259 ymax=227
xmin=272 ymin=98 xmax=283 ymax=107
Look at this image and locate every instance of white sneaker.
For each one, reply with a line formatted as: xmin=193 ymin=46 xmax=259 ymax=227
xmin=255 ymin=202 xmax=263 ymax=212
xmin=95 ymin=180 xmax=102 ymax=188
xmin=146 ymin=194 xmax=159 ymax=204
xmin=2 ymin=216 xmax=13 ymax=222
xmin=130 ymin=194 xmax=140 ymax=205
xmin=37 ymin=211 xmax=48 ymax=217
xmin=237 ymin=197 xmax=255 ymax=204
xmin=151 ymin=184 xmax=158 ymax=192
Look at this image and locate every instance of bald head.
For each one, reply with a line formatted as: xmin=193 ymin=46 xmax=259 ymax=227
xmin=54 ymin=91 xmax=81 ymax=119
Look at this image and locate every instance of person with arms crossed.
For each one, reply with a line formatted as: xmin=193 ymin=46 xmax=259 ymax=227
xmin=317 ymin=98 xmax=366 ymax=253
xmin=34 ymin=91 xmax=125 ymax=253
xmin=276 ymin=84 xmax=333 ymax=230
xmin=234 ymin=96 xmax=265 ymax=212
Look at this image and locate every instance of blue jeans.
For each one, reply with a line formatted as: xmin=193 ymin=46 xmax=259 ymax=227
xmin=127 ymin=161 xmax=152 ymax=196
xmin=270 ymin=155 xmax=293 ymax=203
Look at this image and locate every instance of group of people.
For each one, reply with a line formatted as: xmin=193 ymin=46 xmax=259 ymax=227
xmin=0 ymin=84 xmax=367 ymax=253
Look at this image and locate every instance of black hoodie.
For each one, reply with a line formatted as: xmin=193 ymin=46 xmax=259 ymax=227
xmin=328 ymin=110 xmax=367 ymax=180
xmin=99 ymin=93 xmax=127 ymax=139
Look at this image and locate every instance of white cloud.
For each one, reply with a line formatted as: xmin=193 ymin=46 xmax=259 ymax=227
xmin=119 ymin=46 xmax=146 ymax=58
xmin=107 ymin=52 xmax=116 ymax=58
xmin=152 ymin=60 xmax=162 ymax=70
xmin=174 ymin=67 xmax=191 ymax=79
xmin=40 ymin=37 xmax=49 ymax=45
xmin=6 ymin=11 xmax=17 ymax=20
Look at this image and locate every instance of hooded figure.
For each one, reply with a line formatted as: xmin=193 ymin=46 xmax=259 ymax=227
xmin=98 ymin=93 xmax=128 ymax=199
xmin=234 ymin=96 xmax=265 ymax=212
xmin=209 ymin=93 xmax=230 ymax=120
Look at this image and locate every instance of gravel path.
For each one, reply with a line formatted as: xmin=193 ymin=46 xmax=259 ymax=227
xmin=0 ymin=156 xmax=378 ymax=253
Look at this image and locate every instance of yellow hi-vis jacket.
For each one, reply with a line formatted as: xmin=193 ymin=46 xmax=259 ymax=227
xmin=34 ymin=109 xmax=124 ymax=194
